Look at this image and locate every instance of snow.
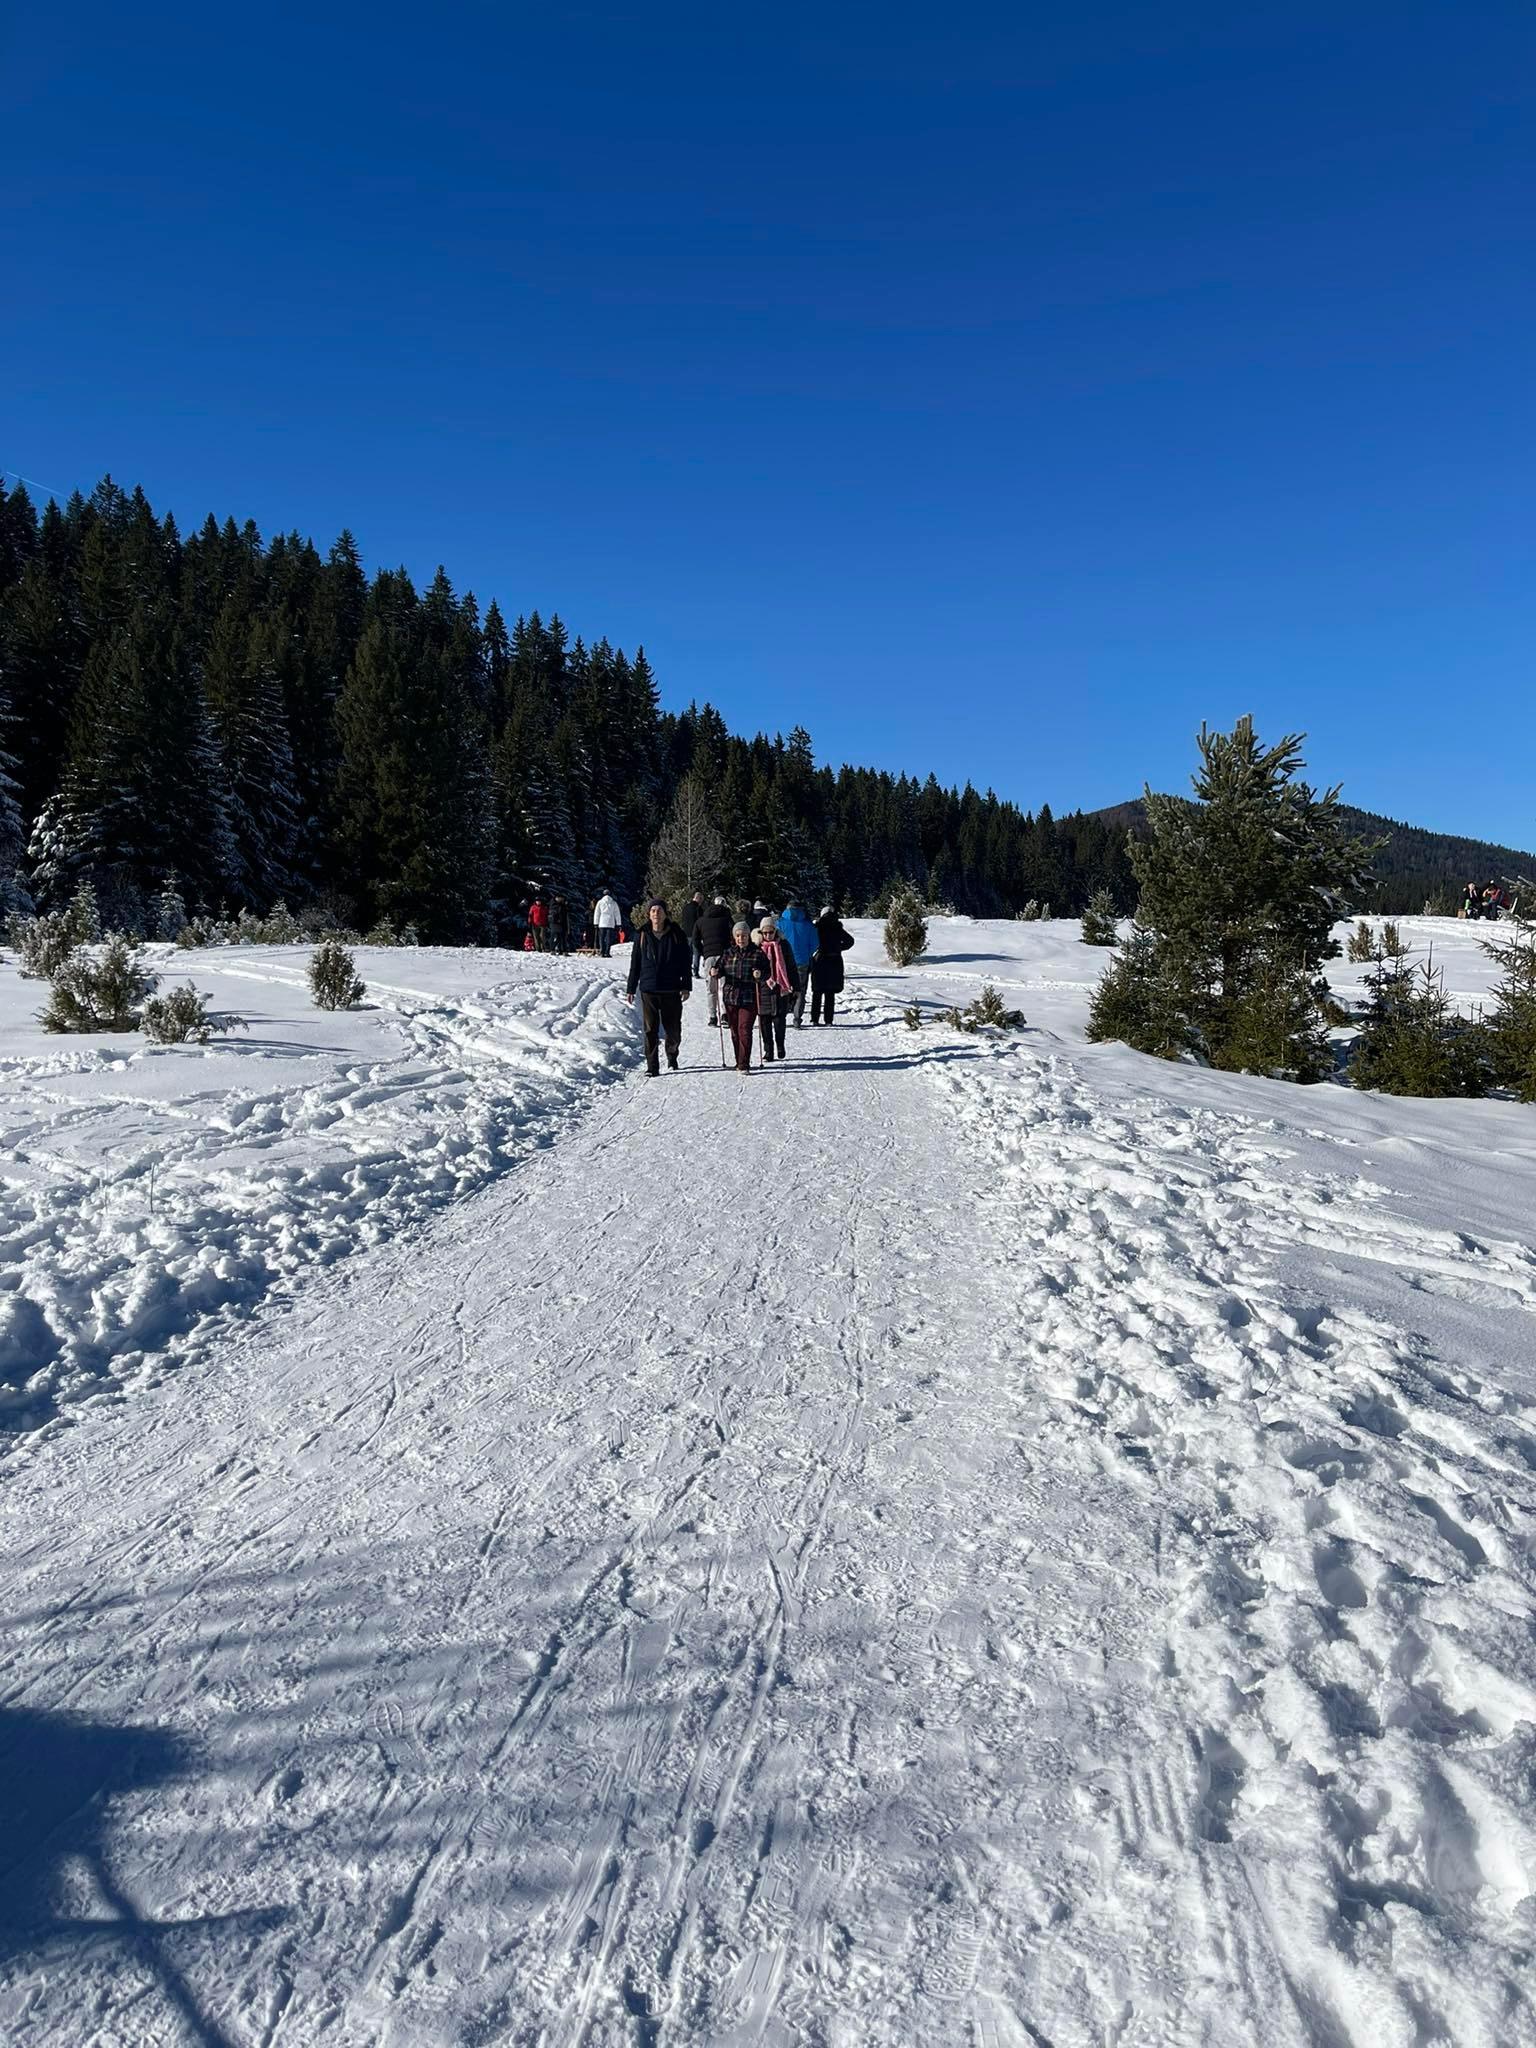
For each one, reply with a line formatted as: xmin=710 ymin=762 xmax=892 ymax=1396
xmin=1 ymin=918 xmax=1533 ymax=2047
xmin=0 ymin=945 xmax=635 ymax=1443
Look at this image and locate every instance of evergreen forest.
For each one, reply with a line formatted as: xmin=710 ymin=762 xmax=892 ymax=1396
xmin=0 ymin=477 xmax=1138 ymax=937
xmin=2 ymin=476 xmax=1524 ymax=941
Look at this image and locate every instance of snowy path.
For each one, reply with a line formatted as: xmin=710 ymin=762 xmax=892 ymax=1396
xmin=2 ymin=963 xmax=1534 ymax=2047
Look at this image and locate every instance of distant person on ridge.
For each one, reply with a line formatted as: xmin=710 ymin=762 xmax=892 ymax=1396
xmin=710 ymin=919 xmax=765 ymax=1072
xmin=695 ymin=893 xmax=734 ymax=1022
xmin=593 ymin=887 xmax=623 ymax=957
xmin=625 ymin=897 xmax=692 ymax=1075
xmin=777 ymin=900 xmax=817 ymax=1027
xmin=810 ymin=905 xmax=854 ymax=1025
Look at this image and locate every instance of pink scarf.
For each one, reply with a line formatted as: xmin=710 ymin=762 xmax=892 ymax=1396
xmin=761 ymin=936 xmax=795 ymax=995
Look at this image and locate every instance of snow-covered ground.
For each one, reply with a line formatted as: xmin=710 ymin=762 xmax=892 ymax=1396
xmin=1 ymin=918 xmax=1533 ymax=2047
xmin=0 ymin=945 xmax=634 ymax=1443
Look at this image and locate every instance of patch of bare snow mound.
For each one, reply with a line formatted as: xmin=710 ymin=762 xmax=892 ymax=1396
xmin=0 ymin=945 xmax=636 ymax=1448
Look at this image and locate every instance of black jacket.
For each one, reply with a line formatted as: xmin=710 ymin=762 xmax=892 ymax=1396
xmin=678 ymin=899 xmax=703 ymax=940
xmin=627 ymin=921 xmax=693 ymax=996
xmin=695 ymin=904 xmax=734 ymax=956
xmin=810 ymin=916 xmax=854 ymax=993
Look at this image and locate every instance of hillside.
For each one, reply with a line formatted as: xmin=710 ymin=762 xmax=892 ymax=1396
xmin=1094 ymin=797 xmax=1536 ymax=914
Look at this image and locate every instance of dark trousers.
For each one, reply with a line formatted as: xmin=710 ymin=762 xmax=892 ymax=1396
xmin=641 ymin=992 xmax=683 ymax=1072
xmin=759 ymin=1010 xmax=786 ymax=1059
xmin=727 ymin=1004 xmax=755 ymax=1069
xmin=811 ymin=990 xmax=836 ymax=1024
xmin=599 ymin=928 xmax=614 ymax=957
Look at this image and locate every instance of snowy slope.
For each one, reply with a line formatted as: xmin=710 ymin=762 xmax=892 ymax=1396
xmin=0 ymin=945 xmax=634 ymax=1445
xmin=1 ymin=921 xmax=1533 ymax=2047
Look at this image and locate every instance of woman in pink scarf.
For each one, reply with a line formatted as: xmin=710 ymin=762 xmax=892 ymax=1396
xmin=754 ymin=916 xmax=798 ymax=1064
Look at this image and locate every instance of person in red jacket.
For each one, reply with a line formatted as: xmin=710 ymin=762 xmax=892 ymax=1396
xmin=528 ymin=892 xmax=550 ymax=950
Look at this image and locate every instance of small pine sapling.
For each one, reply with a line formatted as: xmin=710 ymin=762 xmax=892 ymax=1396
xmin=1087 ymin=925 xmax=1192 ymax=1059
xmin=41 ymin=933 xmax=155 ymax=1033
xmin=944 ymin=984 xmax=1026 ymax=1033
xmin=883 ymin=884 xmax=928 ymax=967
xmin=903 ymin=1004 xmax=923 ymax=1031
xmin=309 ymin=939 xmax=365 ymax=1011
xmin=1346 ymin=920 xmax=1376 ymax=963
xmin=1214 ymin=954 xmax=1332 ymax=1084
xmin=1482 ymin=911 xmax=1536 ymax=1102
xmin=66 ymin=879 xmax=101 ymax=945
xmin=1080 ymin=889 xmax=1119 ymax=947
xmin=8 ymin=910 xmax=82 ymax=980
xmin=1380 ymin=921 xmax=1406 ymax=959
xmin=1351 ymin=949 xmax=1487 ymax=1098
xmin=154 ymin=877 xmax=189 ymax=942
xmin=141 ymin=983 xmax=247 ymax=1045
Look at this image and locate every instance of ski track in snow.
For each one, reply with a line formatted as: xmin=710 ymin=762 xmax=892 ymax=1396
xmin=0 ymin=927 xmax=1533 ymax=2047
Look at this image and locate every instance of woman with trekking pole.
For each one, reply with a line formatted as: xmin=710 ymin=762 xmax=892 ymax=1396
xmin=710 ymin=920 xmax=765 ymax=1073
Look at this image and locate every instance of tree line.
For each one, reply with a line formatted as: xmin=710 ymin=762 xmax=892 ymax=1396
xmin=0 ymin=475 xmax=1135 ymax=937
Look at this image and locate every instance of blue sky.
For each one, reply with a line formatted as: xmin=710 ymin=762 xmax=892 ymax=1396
xmin=4 ymin=3 xmax=1532 ymax=843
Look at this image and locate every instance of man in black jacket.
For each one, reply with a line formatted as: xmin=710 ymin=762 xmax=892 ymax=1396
xmin=693 ymin=894 xmax=735 ymax=1023
xmin=626 ymin=898 xmax=693 ymax=1074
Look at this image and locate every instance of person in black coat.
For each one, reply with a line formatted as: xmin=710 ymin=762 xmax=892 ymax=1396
xmin=694 ymin=895 xmax=735 ymax=1021
xmin=626 ymin=898 xmax=694 ymax=1073
xmin=809 ymin=906 xmax=854 ymax=1024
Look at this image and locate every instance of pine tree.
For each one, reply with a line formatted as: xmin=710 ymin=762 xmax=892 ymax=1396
xmin=1088 ymin=925 xmax=1194 ymax=1058
xmin=1482 ymin=912 xmax=1536 ymax=1102
xmin=1092 ymin=717 xmax=1377 ymax=1075
xmin=41 ymin=932 xmax=155 ymax=1033
xmin=645 ymin=774 xmax=725 ymax=909
xmin=67 ymin=878 xmax=101 ymax=943
xmin=0 ymin=680 xmax=28 ymax=914
xmin=308 ymin=938 xmax=365 ymax=1010
xmin=154 ymin=876 xmax=188 ymax=941
xmin=884 ymin=882 xmax=928 ymax=966
xmin=334 ymin=616 xmax=492 ymax=939
xmin=1351 ymin=950 xmax=1487 ymax=1098
xmin=1080 ymin=888 xmax=1118 ymax=946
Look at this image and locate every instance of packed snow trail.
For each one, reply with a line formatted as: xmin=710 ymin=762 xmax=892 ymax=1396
xmin=2 ymin=964 xmax=1534 ymax=2046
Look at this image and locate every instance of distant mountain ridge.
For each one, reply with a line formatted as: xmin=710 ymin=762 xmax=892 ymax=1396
xmin=1092 ymin=799 xmax=1536 ymax=915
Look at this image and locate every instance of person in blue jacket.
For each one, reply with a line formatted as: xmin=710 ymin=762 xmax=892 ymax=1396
xmin=777 ymin=900 xmax=818 ymax=1028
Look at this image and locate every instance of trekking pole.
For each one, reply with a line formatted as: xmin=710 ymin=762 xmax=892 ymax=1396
xmin=715 ymin=973 xmax=727 ymax=1068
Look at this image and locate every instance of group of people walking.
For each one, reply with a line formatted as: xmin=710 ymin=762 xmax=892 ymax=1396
xmin=514 ymin=891 xmax=626 ymax=955
xmin=624 ymin=894 xmax=854 ymax=1075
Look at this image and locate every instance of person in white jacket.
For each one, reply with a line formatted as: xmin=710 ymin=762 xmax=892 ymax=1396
xmin=593 ymin=890 xmax=623 ymax=958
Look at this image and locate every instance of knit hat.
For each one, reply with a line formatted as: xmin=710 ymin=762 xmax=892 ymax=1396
xmin=647 ymin=897 xmax=667 ymax=911
xmin=732 ymin=918 xmax=751 ymax=935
